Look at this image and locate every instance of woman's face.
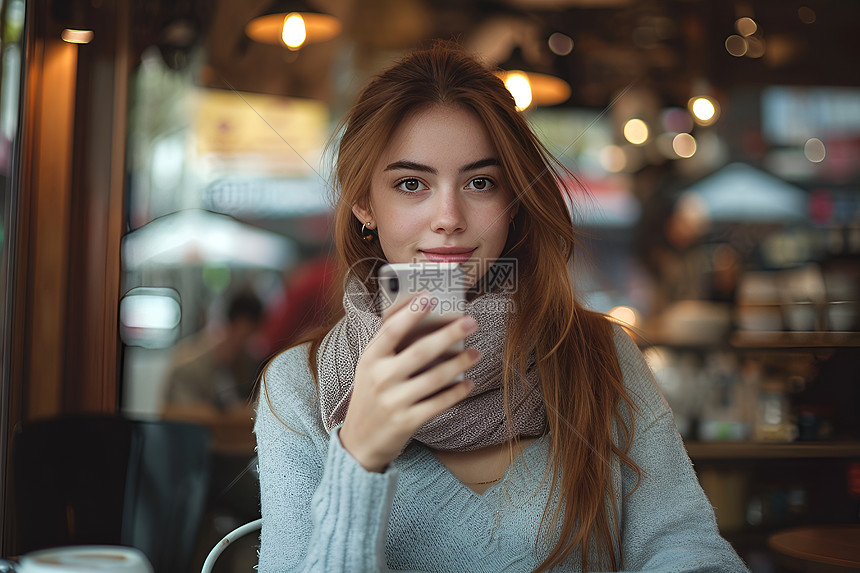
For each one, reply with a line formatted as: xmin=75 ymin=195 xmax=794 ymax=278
xmin=353 ymin=104 xmax=516 ymax=284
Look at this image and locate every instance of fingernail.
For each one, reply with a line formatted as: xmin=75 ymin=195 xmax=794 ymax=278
xmin=462 ymin=316 xmax=478 ymax=333
xmin=467 ymin=347 xmax=481 ymax=360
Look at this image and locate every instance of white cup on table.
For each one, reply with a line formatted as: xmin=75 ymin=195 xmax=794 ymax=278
xmin=15 ymin=546 xmax=152 ymax=573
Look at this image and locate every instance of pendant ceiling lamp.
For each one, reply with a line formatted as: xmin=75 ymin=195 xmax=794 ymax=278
xmin=245 ymin=0 xmax=342 ymax=51
xmin=494 ymin=47 xmax=571 ymax=111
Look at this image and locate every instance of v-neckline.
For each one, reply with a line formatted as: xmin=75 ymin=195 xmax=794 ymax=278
xmin=401 ymin=436 xmax=547 ymax=498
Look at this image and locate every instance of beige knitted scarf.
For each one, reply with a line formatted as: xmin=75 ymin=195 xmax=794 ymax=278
xmin=317 ymin=277 xmax=547 ymax=451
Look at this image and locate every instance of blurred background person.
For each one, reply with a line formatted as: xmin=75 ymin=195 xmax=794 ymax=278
xmin=259 ymin=250 xmax=339 ymax=356
xmin=162 ymin=288 xmax=265 ymax=422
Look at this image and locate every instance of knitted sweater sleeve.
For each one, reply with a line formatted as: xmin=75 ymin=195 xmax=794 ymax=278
xmin=612 ymin=326 xmax=750 ymax=573
xmin=255 ymin=345 xmax=399 ymax=573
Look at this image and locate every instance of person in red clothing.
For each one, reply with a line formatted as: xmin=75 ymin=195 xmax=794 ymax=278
xmin=260 ymin=252 xmax=338 ymax=355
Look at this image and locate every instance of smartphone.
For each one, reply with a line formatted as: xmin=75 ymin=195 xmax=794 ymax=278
xmin=378 ymin=262 xmax=467 ymax=377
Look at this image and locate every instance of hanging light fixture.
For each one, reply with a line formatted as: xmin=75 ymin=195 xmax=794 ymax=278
xmin=494 ymin=47 xmax=571 ymax=112
xmin=245 ymin=0 xmax=341 ymax=51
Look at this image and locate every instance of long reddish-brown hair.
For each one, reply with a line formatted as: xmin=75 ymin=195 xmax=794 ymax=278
xmin=301 ymin=41 xmax=641 ymax=572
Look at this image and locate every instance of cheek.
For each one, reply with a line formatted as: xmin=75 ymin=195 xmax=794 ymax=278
xmin=380 ymin=201 xmax=433 ymax=234
xmin=487 ymin=201 xmax=515 ymax=250
xmin=379 ymin=217 xmax=415 ymax=239
xmin=481 ymin=214 xmax=512 ymax=251
xmin=487 ymin=197 xmax=514 ymax=231
xmin=491 ymin=224 xmax=512 ymax=252
xmin=376 ymin=218 xmax=420 ymax=263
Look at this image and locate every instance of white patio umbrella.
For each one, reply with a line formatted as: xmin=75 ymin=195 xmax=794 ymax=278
xmin=678 ymin=162 xmax=808 ymax=223
xmin=122 ymin=209 xmax=297 ymax=270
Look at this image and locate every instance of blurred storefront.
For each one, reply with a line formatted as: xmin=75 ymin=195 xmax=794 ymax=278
xmin=1 ymin=0 xmax=859 ymax=569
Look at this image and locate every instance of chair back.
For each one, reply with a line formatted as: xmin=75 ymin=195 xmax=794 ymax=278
xmin=123 ymin=420 xmax=211 ymax=573
xmin=13 ymin=416 xmax=134 ymax=551
xmin=13 ymin=415 xmax=211 ymax=573
xmin=200 ymin=518 xmax=262 ymax=573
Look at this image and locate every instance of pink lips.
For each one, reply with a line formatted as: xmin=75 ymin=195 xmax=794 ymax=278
xmin=420 ymin=247 xmax=476 ymax=263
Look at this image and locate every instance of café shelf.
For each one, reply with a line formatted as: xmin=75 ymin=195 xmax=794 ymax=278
xmin=653 ymin=328 xmax=860 ymax=462
xmin=729 ymin=330 xmax=860 ymax=349
xmin=684 ymin=440 xmax=860 ymax=460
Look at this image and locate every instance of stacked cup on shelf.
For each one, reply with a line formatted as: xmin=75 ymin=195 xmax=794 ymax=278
xmin=735 ymin=263 xmax=859 ymax=333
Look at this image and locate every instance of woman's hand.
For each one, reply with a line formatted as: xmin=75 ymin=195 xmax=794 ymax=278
xmin=339 ymin=295 xmax=479 ymax=473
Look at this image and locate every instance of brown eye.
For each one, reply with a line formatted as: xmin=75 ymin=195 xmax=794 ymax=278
xmin=396 ymin=178 xmax=424 ymax=193
xmin=468 ymin=177 xmax=493 ymax=191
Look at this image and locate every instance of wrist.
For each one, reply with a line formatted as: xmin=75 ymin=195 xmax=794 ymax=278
xmin=337 ymin=426 xmax=388 ymax=473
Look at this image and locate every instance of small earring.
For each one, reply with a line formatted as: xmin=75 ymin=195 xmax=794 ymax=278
xmin=361 ymin=222 xmax=375 ymax=241
xmin=509 ymin=216 xmax=516 ymax=231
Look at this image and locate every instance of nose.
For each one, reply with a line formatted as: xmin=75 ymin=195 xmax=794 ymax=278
xmin=430 ymin=189 xmax=466 ymax=234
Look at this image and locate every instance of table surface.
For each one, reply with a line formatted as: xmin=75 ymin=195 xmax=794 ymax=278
xmin=768 ymin=525 xmax=860 ymax=569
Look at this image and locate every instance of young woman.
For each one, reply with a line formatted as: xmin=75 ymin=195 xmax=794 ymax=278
xmin=255 ymin=42 xmax=748 ymax=572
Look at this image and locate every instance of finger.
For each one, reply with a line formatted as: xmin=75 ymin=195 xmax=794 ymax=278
xmin=409 ymin=379 xmax=475 ymax=422
xmin=389 ymin=347 xmax=480 ymax=404
xmin=365 ymin=292 xmax=433 ymax=357
xmin=396 ymin=314 xmax=477 ymax=368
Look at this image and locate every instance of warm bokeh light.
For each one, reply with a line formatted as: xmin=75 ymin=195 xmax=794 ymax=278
xmin=61 ymin=29 xmax=94 ymax=44
xmin=609 ymin=305 xmax=639 ymax=327
xmin=745 ymin=36 xmax=766 ymax=58
xmin=804 ymin=138 xmax=826 ymax=163
xmin=725 ymin=34 xmax=748 ymax=57
xmin=691 ymin=98 xmax=715 ymax=121
xmin=735 ymin=17 xmax=757 ymax=37
xmin=548 ymin=32 xmax=574 ymax=56
xmin=673 ymin=133 xmax=697 ymax=158
xmin=599 ymin=145 xmax=626 ymax=173
xmin=503 ymin=72 xmax=533 ymax=111
xmin=282 ymin=13 xmax=306 ymax=50
xmin=798 ymin=6 xmax=816 ymax=24
xmin=623 ymin=118 xmax=649 ymax=145
xmin=689 ymin=96 xmax=719 ymax=125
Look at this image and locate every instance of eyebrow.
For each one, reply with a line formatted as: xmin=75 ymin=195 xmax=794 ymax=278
xmin=460 ymin=158 xmax=501 ymax=172
xmin=383 ymin=157 xmax=500 ymax=174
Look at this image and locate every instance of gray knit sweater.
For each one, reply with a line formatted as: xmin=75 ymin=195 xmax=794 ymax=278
xmin=254 ymin=325 xmax=749 ymax=572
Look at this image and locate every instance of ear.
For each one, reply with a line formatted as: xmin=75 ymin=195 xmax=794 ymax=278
xmin=351 ymin=202 xmax=374 ymax=227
